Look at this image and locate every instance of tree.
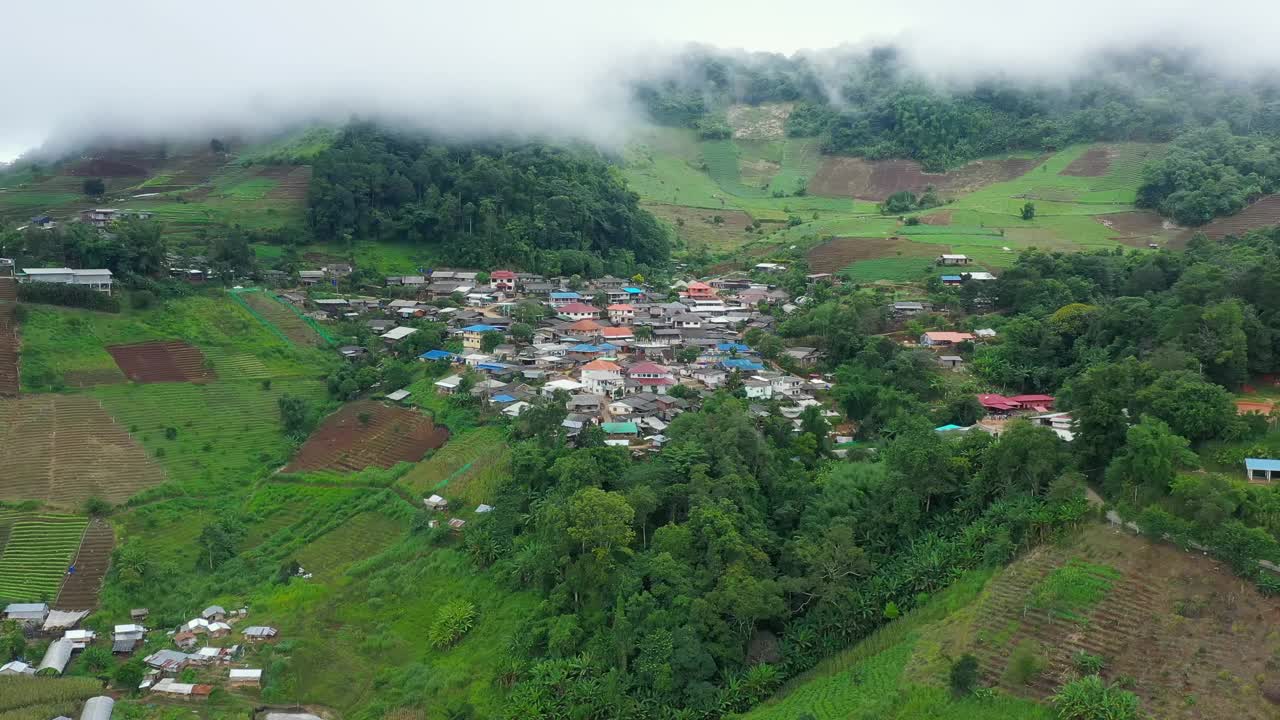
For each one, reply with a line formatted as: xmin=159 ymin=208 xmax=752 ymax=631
xmin=1134 ymin=370 xmax=1234 ymax=442
xmin=567 ymin=487 xmax=635 ymax=562
xmin=1021 ymin=201 xmax=1036 ymax=220
xmin=113 ymin=658 xmax=146 ymax=689
xmin=278 ymin=394 xmax=314 ymax=438
xmin=480 ymin=331 xmax=503 ymax=353
xmin=510 ymin=322 xmax=533 ymax=344
xmin=195 ymin=519 xmax=244 ymax=570
xmin=82 ymin=178 xmax=105 ymax=197
xmin=949 ymin=654 xmax=980 ymax=696
xmin=210 ymin=138 xmax=227 ymax=153
xmin=1104 ymin=416 xmax=1197 ymax=506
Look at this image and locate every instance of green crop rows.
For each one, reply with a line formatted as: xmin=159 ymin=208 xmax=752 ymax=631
xmin=0 ymin=514 xmax=87 ymax=602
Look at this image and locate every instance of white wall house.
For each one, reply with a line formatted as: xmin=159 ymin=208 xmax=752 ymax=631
xmin=18 ymin=268 xmax=113 ymax=293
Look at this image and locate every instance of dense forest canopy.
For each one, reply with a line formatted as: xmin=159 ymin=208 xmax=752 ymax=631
xmin=307 ymin=124 xmax=670 ymax=276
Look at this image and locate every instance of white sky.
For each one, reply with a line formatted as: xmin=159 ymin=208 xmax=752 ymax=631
xmin=2 ymin=0 xmax=1278 ymax=162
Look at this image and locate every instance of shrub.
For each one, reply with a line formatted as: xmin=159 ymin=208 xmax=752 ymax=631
xmin=130 ymin=290 xmax=157 ymax=309
xmin=1003 ymin=640 xmax=1046 ymax=686
xmin=164 ymin=427 xmax=178 ymax=440
xmin=1051 ymin=675 xmax=1140 ymax=720
xmin=1074 ymin=651 xmax=1106 ymax=675
xmin=428 ymin=599 xmax=477 ymax=649
xmin=83 ymin=497 xmax=112 ymax=517
xmin=949 ymin=653 xmax=981 ymax=695
xmin=16 ymin=282 xmax=121 ymax=312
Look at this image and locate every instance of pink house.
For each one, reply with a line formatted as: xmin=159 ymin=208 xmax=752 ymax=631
xmin=627 ymin=362 xmax=674 ymax=395
xmin=684 ymin=281 xmax=717 ymax=300
xmin=608 ymin=303 xmax=636 ymax=324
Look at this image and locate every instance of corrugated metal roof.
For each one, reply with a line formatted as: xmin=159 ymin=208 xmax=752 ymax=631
xmin=79 ymin=696 xmax=114 ymax=720
xmin=1246 ymin=458 xmax=1280 ymax=472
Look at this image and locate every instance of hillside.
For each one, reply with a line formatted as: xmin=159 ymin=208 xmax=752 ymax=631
xmin=0 ymin=128 xmax=333 ymax=242
xmin=741 ymin=522 xmax=1280 ymax=720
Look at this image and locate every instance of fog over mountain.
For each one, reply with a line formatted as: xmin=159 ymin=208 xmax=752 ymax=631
xmin=3 ymin=0 xmax=1280 ymax=161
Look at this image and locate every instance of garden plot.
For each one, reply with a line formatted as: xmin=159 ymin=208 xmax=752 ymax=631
xmin=0 ymin=514 xmax=87 ymax=602
xmin=285 ymin=400 xmax=450 ymax=474
xmin=54 ymin=518 xmax=114 ymax=610
xmin=0 ymin=394 xmax=166 ymax=507
xmin=107 ymin=340 xmax=216 ymax=383
xmin=0 ymin=278 xmax=17 ymax=396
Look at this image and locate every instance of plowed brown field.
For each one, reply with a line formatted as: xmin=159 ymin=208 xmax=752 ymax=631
xmin=107 ymin=340 xmax=215 ymax=383
xmin=809 ymin=155 xmax=1044 ymax=200
xmin=284 ymin=401 xmax=450 ymax=473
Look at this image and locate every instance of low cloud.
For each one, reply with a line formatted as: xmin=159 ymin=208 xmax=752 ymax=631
xmin=4 ymin=0 xmax=1280 ymax=161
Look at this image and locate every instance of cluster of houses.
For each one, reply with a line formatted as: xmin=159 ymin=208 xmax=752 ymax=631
xmin=284 ymin=269 xmax=842 ymax=450
xmin=0 ymin=602 xmax=271 ymax=700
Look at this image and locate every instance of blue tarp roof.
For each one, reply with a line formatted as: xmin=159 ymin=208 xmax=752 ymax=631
xmin=598 ymin=342 xmax=620 ymax=351
xmin=462 ymin=324 xmax=501 ymax=332
xmin=622 ymin=287 xmax=643 ymax=293
xmin=935 ymin=424 xmax=966 ymax=432
xmin=550 ymin=292 xmax=581 ymax=298
xmin=721 ymin=358 xmax=764 ymax=371
xmin=717 ymin=342 xmax=752 ymax=352
xmin=1246 ymin=458 xmax=1280 ymax=472
xmin=570 ymin=343 xmax=602 ymax=352
xmin=419 ymin=350 xmax=455 ymax=361
xmin=491 ymin=394 xmax=516 ymax=403
xmin=477 ymin=363 xmax=509 ymax=372
xmin=941 ymin=275 xmax=963 ymax=282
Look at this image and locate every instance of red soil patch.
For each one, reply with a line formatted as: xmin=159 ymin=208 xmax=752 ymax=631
xmin=66 ymin=157 xmax=149 ymax=178
xmin=1190 ymin=194 xmax=1280 ymax=239
xmin=1059 ymin=147 xmax=1115 ymax=177
xmin=806 ymin=236 xmax=942 ymax=273
xmin=918 ymin=210 xmax=952 ymax=226
xmin=1094 ymin=211 xmax=1171 ymax=247
xmin=106 ymin=340 xmax=216 ymax=383
xmin=285 ymin=400 xmax=451 ymax=473
xmin=0 ymin=279 xmax=18 ymax=397
xmin=809 ymin=155 xmax=1044 ymax=201
xmin=55 ymin=519 xmax=115 ymax=610
xmin=1236 ymin=400 xmax=1275 ymax=416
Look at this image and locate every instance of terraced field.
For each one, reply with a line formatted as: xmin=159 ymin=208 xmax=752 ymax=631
xmin=396 ymin=426 xmax=510 ymax=507
xmin=285 ymin=400 xmax=450 ymax=474
xmin=236 ymin=290 xmax=325 ymax=346
xmin=54 ymin=518 xmax=115 ymax=610
xmin=294 ymin=511 xmax=407 ymax=580
xmin=107 ymin=339 xmax=216 ymax=383
xmin=0 ymin=278 xmax=18 ymax=396
xmin=0 ymin=394 xmax=166 ymax=507
xmin=0 ymin=513 xmax=87 ymax=602
xmin=93 ymin=378 xmax=329 ymax=485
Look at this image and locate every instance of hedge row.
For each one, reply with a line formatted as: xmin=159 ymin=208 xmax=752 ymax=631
xmin=16 ymin=282 xmax=120 ymax=312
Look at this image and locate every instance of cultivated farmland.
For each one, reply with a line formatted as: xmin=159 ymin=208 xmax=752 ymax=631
xmin=1058 ymin=146 xmax=1115 ymax=176
xmin=397 ymin=426 xmax=510 ymax=507
xmin=1188 ymin=194 xmax=1280 ymax=240
xmin=294 ymin=511 xmax=407 ymax=580
xmin=0 ymin=676 xmax=102 ymax=720
xmin=92 ymin=378 xmax=329 ymax=486
xmin=806 ymin=236 xmax=941 ymax=275
xmin=0 ymin=513 xmax=87 ymax=602
xmin=285 ymin=400 xmax=450 ymax=474
xmin=54 ymin=518 xmax=115 ymax=610
xmin=106 ymin=339 xmax=216 ymax=383
xmin=808 ymin=155 xmax=1045 ymax=201
xmin=237 ymin=290 xmax=325 ymax=346
xmin=0 ymin=278 xmax=18 ymax=396
xmin=0 ymin=395 xmax=166 ymax=507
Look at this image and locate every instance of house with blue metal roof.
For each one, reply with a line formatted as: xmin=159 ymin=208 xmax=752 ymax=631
xmin=721 ymin=358 xmax=765 ymax=372
xmin=1245 ymin=458 xmax=1280 ymax=483
xmin=419 ymin=349 xmax=456 ymax=362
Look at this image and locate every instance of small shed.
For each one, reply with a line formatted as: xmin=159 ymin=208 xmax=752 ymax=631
xmin=242 ymin=626 xmax=278 ymax=641
xmin=937 ymin=355 xmax=964 ymax=370
xmin=79 ymin=696 xmax=114 ymax=720
xmin=228 ymin=668 xmax=262 ymax=687
xmin=4 ymin=603 xmax=49 ymax=623
xmin=424 ymin=494 xmax=448 ymax=511
xmin=1246 ymin=458 xmax=1280 ymax=484
xmin=385 ymin=388 xmax=411 ymax=403
xmin=130 ymin=608 xmax=150 ymax=621
xmin=201 ymin=605 xmax=227 ymax=622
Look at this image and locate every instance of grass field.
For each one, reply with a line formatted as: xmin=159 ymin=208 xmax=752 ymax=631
xmin=0 ymin=513 xmax=87 ymax=603
xmin=293 ymin=510 xmax=408 ymax=580
xmin=396 ymin=426 xmax=510 ymax=508
xmin=93 ymin=379 xmax=330 ymax=487
xmin=20 ymin=293 xmax=330 ymax=391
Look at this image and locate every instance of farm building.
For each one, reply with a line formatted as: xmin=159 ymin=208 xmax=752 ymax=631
xmin=424 ymin=494 xmax=448 ymax=510
xmin=79 ymin=696 xmax=114 ymax=720
xmin=782 ymin=347 xmax=820 ymax=367
xmin=938 ymin=355 xmax=964 ymax=370
xmin=201 ymin=605 xmax=227 ymax=621
xmin=64 ymin=629 xmax=96 ymax=649
xmin=936 ymin=254 xmax=973 ymax=266
xmin=151 ymin=678 xmax=213 ymax=700
xmin=43 ymin=610 xmax=89 ymax=632
xmin=1246 ymin=458 xmax=1280 ymax=484
xmin=434 ymin=375 xmax=463 ymax=394
xmin=129 ymin=609 xmax=149 ymax=621
xmin=920 ymin=331 xmax=975 ymax=347
xmin=381 ymin=326 xmax=418 ymax=344
xmin=386 ymin=388 xmax=411 ymax=403
xmin=173 ymin=631 xmax=198 ymax=650
xmin=891 ymin=301 xmax=927 ymax=316
xmin=4 ymin=603 xmax=49 ymax=624
xmin=18 ymin=267 xmax=113 ymax=293
xmin=0 ymin=660 xmax=35 ymax=675
xmin=38 ymin=638 xmax=74 ymax=675
xmin=229 ymin=668 xmax=262 ymax=687
xmin=145 ymin=649 xmax=197 ymax=672
xmin=243 ymin=626 xmax=278 ymax=641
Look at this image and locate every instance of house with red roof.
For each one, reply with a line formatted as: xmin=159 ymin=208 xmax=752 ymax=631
xmin=920 ymin=331 xmax=975 ymax=347
xmin=581 ymin=359 xmax=623 ymax=395
xmin=557 ymin=302 xmax=600 ymax=321
xmin=601 ymin=326 xmax=634 ymax=341
xmin=489 ymin=270 xmax=516 ymax=291
xmin=566 ymin=318 xmax=603 ymax=334
xmin=626 ymin=362 xmax=675 ymax=395
xmin=1008 ymin=394 xmax=1055 ymax=411
xmin=684 ymin=281 xmax=717 ymax=300
xmin=607 ymin=303 xmax=636 ymax=324
xmin=977 ymin=394 xmax=1020 ymax=413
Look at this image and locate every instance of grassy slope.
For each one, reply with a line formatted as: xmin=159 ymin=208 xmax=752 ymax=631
xmin=625 ymin=130 xmax=1166 ymax=276
xmin=739 ymin=569 xmax=1049 ymax=720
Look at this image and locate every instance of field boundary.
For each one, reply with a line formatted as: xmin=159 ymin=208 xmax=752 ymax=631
xmin=228 ymin=289 xmax=293 ymax=344
xmin=230 ymin=288 xmax=336 ymax=346
xmin=52 ymin=521 xmax=90 ymax=605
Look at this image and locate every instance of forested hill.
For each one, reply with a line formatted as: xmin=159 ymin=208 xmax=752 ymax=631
xmin=307 ymin=124 xmax=670 ymax=276
xmin=636 ymin=48 xmax=1280 ymax=225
